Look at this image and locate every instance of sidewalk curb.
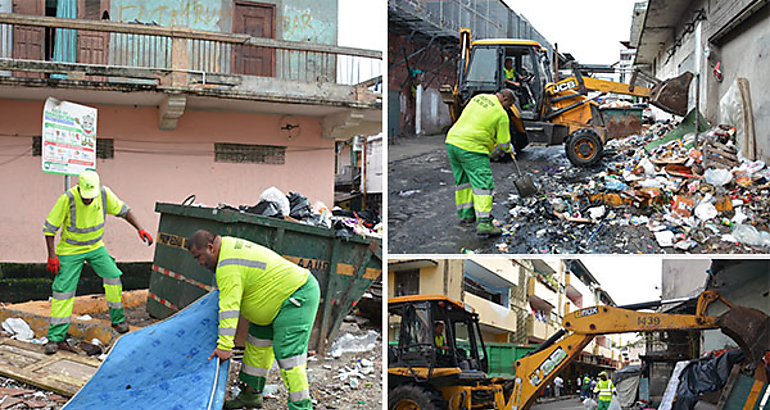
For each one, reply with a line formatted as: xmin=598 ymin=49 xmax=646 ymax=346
xmin=537 ymin=394 xmax=581 ymax=404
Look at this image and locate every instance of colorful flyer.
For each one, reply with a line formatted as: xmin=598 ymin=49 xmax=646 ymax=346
xmin=41 ymin=97 xmax=97 ymax=176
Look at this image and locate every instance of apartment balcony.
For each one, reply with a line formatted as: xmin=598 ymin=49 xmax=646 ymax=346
xmin=0 ymin=14 xmax=381 ymax=134
xmin=528 ymin=279 xmax=558 ymax=308
xmin=464 ymin=293 xmax=516 ymax=334
xmin=527 ymin=316 xmax=560 ymax=342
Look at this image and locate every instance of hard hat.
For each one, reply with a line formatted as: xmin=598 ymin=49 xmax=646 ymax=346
xmin=598 ymin=371 xmax=608 ymax=377
xmin=78 ymin=170 xmax=100 ymax=199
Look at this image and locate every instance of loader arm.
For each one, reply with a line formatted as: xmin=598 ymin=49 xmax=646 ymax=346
xmin=504 ymin=291 xmax=769 ymax=410
xmin=546 ymin=76 xmax=652 ymax=99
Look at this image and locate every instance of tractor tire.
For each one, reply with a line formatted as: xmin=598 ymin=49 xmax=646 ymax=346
xmin=565 ymin=128 xmax=603 ymax=167
xmin=388 ymin=384 xmax=447 ymax=410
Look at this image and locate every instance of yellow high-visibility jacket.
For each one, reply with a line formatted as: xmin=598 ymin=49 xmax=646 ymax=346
xmin=44 ymin=186 xmax=129 ymax=255
xmin=446 ymin=93 xmax=512 ymax=155
xmin=215 ymin=236 xmax=309 ymax=350
xmin=594 ymin=379 xmax=615 ymax=402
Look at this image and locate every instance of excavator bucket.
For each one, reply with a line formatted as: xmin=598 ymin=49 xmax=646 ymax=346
xmin=648 ymin=72 xmax=694 ymax=116
xmin=717 ymin=305 xmax=770 ymax=365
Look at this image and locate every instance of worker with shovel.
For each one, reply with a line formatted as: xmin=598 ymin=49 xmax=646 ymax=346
xmin=189 ymin=230 xmax=320 ymax=410
xmin=445 ymin=89 xmax=515 ymax=236
xmin=42 ymin=170 xmax=153 ymax=354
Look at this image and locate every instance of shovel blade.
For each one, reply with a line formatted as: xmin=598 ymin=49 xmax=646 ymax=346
xmin=717 ymin=305 xmax=769 ymax=365
xmin=514 ymin=175 xmax=538 ymax=197
xmin=649 ymin=72 xmax=694 ymax=117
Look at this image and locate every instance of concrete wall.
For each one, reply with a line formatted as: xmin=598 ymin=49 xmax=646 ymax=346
xmin=111 ymin=0 xmax=337 ymax=43
xmin=0 ymin=99 xmax=334 ymax=263
xmin=647 ymin=1 xmax=770 ymax=161
xmin=660 ymin=259 xmax=710 ymax=299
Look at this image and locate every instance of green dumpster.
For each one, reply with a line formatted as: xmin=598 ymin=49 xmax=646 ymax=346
xmin=148 ymin=202 xmax=382 ymax=353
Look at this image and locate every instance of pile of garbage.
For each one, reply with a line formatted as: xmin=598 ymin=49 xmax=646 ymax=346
xmin=220 ymin=187 xmax=382 ymax=239
xmin=0 ymin=376 xmax=67 ymax=409
xmin=502 ymin=116 xmax=770 ymax=253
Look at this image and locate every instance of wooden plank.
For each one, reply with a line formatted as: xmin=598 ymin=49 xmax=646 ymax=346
xmin=737 ymin=78 xmax=756 ymax=161
xmin=0 ymin=13 xmax=382 ymax=59
xmin=0 ymin=338 xmax=100 ymax=397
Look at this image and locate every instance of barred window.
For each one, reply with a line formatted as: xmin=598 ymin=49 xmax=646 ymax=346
xmin=214 ymin=143 xmax=286 ymax=165
xmin=33 ymin=136 xmax=113 ymax=159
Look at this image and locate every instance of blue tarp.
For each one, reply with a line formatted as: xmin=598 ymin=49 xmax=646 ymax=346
xmin=64 ymin=291 xmax=230 ymax=410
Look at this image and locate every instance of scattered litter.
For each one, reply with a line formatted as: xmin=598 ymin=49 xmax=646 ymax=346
xmin=1 ymin=318 xmax=34 ymax=342
xmin=75 ymin=314 xmax=92 ymax=321
xmin=397 ymin=189 xmax=421 ymax=197
xmin=330 ymin=330 xmax=379 ymax=356
xmin=654 ymin=231 xmax=675 ymax=247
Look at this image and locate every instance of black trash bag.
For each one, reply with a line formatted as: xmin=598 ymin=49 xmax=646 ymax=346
xmin=673 ymin=349 xmax=744 ymax=410
xmin=333 ymin=220 xmax=354 ymax=240
xmin=242 ymin=200 xmax=284 ymax=219
xmin=288 ymin=192 xmax=312 ymax=219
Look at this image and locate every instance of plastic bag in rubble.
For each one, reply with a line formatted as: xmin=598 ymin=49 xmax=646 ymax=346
xmin=258 ymin=187 xmax=290 ymax=216
xmin=704 ymin=168 xmax=732 ymax=186
xmin=2 ymin=318 xmax=34 ymax=341
xmin=732 ymin=224 xmax=770 ymax=248
xmin=287 ymin=192 xmax=313 ymax=219
xmin=314 ymin=201 xmax=332 ymax=229
xmin=639 ymin=158 xmax=656 ymax=177
xmin=582 ymin=398 xmax=598 ymax=410
xmin=694 ymin=202 xmax=718 ymax=221
xmin=330 ymin=330 xmax=379 ymax=356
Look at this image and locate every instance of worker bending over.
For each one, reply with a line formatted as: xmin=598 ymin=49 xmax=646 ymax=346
xmin=43 ymin=170 xmax=153 ymax=354
xmin=188 ymin=230 xmax=320 ymax=410
xmin=445 ymin=89 xmax=515 ymax=236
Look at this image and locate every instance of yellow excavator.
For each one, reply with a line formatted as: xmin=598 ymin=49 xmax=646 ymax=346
xmin=440 ymin=29 xmax=693 ymax=166
xmin=388 ymin=292 xmax=769 ymax=410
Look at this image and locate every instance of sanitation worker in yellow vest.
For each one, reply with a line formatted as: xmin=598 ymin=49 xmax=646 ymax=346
xmin=445 ymin=89 xmax=515 ymax=236
xmin=593 ymin=371 xmax=616 ymax=410
xmin=188 ymin=230 xmax=320 ymax=410
xmin=43 ymin=170 xmax=153 ymax=355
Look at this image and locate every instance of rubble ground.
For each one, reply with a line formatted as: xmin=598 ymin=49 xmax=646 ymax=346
xmin=389 ymin=125 xmax=770 ymax=254
xmin=0 ymin=376 xmax=67 ymax=409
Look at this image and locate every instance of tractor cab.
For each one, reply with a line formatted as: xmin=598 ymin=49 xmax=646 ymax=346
xmin=456 ymin=36 xmax=552 ymax=121
xmin=388 ymin=295 xmax=488 ymax=382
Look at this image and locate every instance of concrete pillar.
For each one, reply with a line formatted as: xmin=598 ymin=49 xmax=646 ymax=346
xmin=415 ymin=83 xmax=423 ymax=136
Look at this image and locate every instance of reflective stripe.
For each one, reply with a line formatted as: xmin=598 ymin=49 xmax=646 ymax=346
xmin=43 ymin=221 xmax=59 ymax=234
xmin=472 ymin=188 xmax=493 ymax=196
xmin=117 ymin=203 xmax=130 ymax=218
xmin=66 ymin=190 xmax=77 ymax=230
xmin=242 ymin=364 xmax=269 ymax=378
xmin=277 ymin=353 xmax=307 ymax=370
xmin=107 ymin=301 xmax=123 ymax=309
xmin=64 ymin=235 xmax=103 ymax=246
xmin=217 ymin=258 xmax=267 ymax=270
xmin=66 ymin=222 xmax=104 ymax=234
xmin=246 ymin=334 xmax=272 ymax=347
xmin=497 ymin=142 xmax=512 ymax=150
xmin=288 ymin=389 xmax=310 ymax=402
xmin=456 ymin=202 xmax=473 ymax=210
xmin=477 ymin=211 xmax=491 ymax=219
xmin=218 ymin=310 xmax=240 ymax=320
xmin=50 ymin=316 xmax=71 ymax=324
xmin=218 ymin=327 xmax=237 ymax=336
xmin=64 ymin=188 xmax=107 ymax=234
xmin=101 ymin=187 xmax=107 ymax=221
xmin=103 ymin=277 xmax=122 ymax=286
xmin=455 ymin=183 xmax=471 ymax=191
xmin=52 ymin=291 xmax=76 ymax=300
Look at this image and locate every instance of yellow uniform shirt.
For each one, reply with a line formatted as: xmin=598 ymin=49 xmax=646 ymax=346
xmin=215 ymin=236 xmax=309 ymax=350
xmin=504 ymin=66 xmax=516 ymax=81
xmin=445 ymin=94 xmax=512 ymax=155
xmin=43 ymin=186 xmax=129 ymax=255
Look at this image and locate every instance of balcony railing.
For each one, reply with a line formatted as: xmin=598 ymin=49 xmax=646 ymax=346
xmin=0 ymin=13 xmax=382 ymax=86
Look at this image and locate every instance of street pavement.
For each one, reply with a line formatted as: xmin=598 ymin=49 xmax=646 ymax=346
xmin=533 ymin=396 xmax=586 ymax=410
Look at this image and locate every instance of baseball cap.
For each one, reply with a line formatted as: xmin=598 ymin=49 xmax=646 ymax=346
xmin=78 ymin=170 xmax=100 ymax=199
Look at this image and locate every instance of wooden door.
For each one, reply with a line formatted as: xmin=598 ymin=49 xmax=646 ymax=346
xmin=232 ymin=1 xmax=275 ymax=77
xmin=12 ymin=0 xmax=45 ymax=78
xmin=77 ymin=0 xmax=109 ymax=80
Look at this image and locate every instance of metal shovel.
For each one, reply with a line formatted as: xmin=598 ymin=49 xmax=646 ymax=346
xmin=510 ymin=152 xmax=538 ymax=197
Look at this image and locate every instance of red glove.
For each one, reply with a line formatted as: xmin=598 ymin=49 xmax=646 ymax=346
xmin=138 ymin=229 xmax=154 ymax=246
xmin=47 ymin=257 xmax=60 ymax=275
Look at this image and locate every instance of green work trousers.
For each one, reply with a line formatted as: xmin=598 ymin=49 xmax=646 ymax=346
xmin=48 ymin=246 xmax=125 ymax=342
xmin=446 ymin=143 xmax=495 ymax=220
xmin=240 ymin=275 xmax=320 ymax=410
xmin=597 ymin=399 xmax=612 ymax=410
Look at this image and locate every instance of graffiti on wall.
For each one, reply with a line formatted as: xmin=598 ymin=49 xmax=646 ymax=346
xmin=282 ymin=6 xmax=334 ymax=44
xmin=115 ymin=0 xmax=232 ymax=31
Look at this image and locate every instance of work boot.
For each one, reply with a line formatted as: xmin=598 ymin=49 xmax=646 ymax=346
xmin=459 ymin=216 xmax=476 ymax=225
xmin=224 ymin=388 xmax=263 ymax=409
xmin=476 ymin=220 xmax=502 ymax=236
xmin=112 ymin=321 xmax=129 ymax=334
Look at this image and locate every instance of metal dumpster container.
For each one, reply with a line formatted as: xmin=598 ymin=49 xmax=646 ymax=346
xmin=600 ymin=107 xmax=643 ymax=139
xmin=148 ymin=202 xmax=382 ymax=353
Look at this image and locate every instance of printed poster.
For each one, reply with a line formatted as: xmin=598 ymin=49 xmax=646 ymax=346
xmin=42 ymin=97 xmax=97 ymax=175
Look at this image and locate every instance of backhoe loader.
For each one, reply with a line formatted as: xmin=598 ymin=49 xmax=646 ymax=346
xmin=388 ymin=292 xmax=769 ymax=410
xmin=440 ymin=29 xmax=693 ymax=167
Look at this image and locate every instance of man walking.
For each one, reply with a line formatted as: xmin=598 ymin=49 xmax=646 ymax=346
xmin=445 ymin=89 xmax=515 ymax=236
xmin=554 ymin=375 xmax=563 ymax=397
xmin=581 ymin=374 xmax=591 ymax=399
xmin=188 ymin=230 xmax=320 ymax=410
xmin=593 ymin=371 xmax=616 ymax=410
xmin=43 ymin=170 xmax=153 ymax=354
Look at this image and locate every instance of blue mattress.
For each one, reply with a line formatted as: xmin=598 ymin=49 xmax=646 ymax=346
xmin=64 ymin=290 xmax=230 ymax=410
